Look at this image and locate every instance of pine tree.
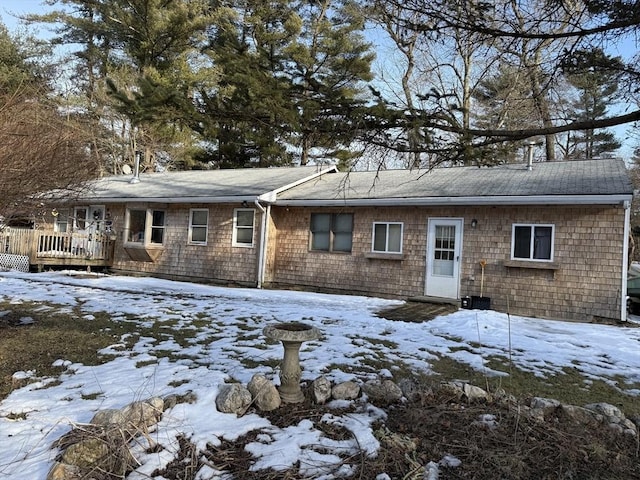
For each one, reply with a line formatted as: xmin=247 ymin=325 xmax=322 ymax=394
xmin=563 ymin=49 xmax=622 ymax=159
xmin=284 ymin=0 xmax=374 ymax=165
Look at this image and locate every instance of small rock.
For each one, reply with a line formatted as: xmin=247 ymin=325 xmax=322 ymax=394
xmin=248 ymin=374 xmax=281 ymax=411
xmin=362 ymin=379 xmax=403 ymax=406
xmin=561 ymin=405 xmax=602 ymax=426
xmin=61 ymin=438 xmax=110 ymax=469
xmin=121 ymin=397 xmax=164 ymax=431
xmin=584 ymin=403 xmax=624 ymax=421
xmin=216 ymin=383 xmax=252 ymax=415
xmin=530 ymin=397 xmax=561 ymax=411
xmin=331 ymin=381 xmax=360 ymax=400
xmin=397 ymin=378 xmax=421 ymax=401
xmin=46 ymin=462 xmax=83 ymax=480
xmin=445 ymin=382 xmax=489 ymax=402
xmin=90 ymin=409 xmax=126 ymax=426
xmin=462 ymin=383 xmax=489 ymax=401
xmin=311 ymin=376 xmax=332 ymax=404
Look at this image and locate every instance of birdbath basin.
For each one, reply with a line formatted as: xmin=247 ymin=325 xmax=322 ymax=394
xmin=263 ymin=322 xmax=321 ymax=403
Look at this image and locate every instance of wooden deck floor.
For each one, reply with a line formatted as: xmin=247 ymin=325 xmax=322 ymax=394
xmin=376 ymin=300 xmax=459 ymax=323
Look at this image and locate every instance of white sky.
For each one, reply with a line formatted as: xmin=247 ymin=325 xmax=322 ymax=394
xmin=0 ymin=271 xmax=639 ymax=478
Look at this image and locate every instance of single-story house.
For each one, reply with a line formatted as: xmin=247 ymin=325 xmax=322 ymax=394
xmin=19 ymin=159 xmax=635 ymax=322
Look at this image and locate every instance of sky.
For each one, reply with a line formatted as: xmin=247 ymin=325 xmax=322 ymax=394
xmin=0 ymin=1 xmax=637 ymax=159
xmin=1 ymin=0 xmax=51 ymax=32
xmin=1 ymin=271 xmax=640 ymax=479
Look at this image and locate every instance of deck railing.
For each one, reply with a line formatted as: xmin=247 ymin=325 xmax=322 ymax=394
xmin=1 ymin=228 xmax=114 ymax=263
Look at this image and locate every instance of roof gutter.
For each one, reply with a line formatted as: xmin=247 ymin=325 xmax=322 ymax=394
xmin=275 ymin=194 xmax=633 ymax=207
xmin=74 ymin=195 xmax=261 ymax=205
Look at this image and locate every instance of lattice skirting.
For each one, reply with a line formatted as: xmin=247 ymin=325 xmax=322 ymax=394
xmin=0 ymin=254 xmax=30 ymax=272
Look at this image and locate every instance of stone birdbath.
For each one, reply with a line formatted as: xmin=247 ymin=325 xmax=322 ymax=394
xmin=263 ymin=321 xmax=321 ymax=403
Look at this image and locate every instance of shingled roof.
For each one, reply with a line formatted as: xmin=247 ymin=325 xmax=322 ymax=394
xmin=79 ymin=165 xmax=337 ymax=203
xmin=276 ymin=159 xmax=633 ymax=206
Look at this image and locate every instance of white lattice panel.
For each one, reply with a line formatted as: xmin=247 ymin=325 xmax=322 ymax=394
xmin=0 ymin=254 xmax=30 ymax=272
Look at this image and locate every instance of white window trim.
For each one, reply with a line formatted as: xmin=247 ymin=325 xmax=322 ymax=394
xmin=124 ymin=208 xmax=166 ymax=247
xmin=372 ymin=222 xmax=404 ymax=254
xmin=232 ymin=208 xmax=255 ymax=247
xmin=511 ymin=223 xmax=555 ymax=262
xmin=188 ymin=208 xmax=209 ymax=245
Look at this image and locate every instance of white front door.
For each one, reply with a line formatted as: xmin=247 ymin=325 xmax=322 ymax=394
xmin=425 ymin=218 xmax=463 ymax=299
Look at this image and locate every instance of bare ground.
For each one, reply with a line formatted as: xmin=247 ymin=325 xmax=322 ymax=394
xmin=152 ymin=385 xmax=640 ymax=480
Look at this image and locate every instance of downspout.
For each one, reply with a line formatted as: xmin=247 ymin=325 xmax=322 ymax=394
xmin=254 ymin=199 xmax=269 ymax=289
xmin=621 ymin=200 xmax=631 ymax=322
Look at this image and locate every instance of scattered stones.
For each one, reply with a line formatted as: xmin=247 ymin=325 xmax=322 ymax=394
xmin=311 ymin=376 xmax=332 ymax=404
xmin=215 ymin=384 xmax=252 ymax=415
xmin=248 ymin=374 xmax=281 ymax=412
xmin=331 ymin=381 xmax=361 ymax=400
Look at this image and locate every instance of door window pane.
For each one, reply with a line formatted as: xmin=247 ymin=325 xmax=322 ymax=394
xmin=433 ymin=225 xmax=455 ymax=276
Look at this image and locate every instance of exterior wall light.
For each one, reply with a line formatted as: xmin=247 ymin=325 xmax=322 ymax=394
xmin=471 ymin=219 xmax=478 ymax=228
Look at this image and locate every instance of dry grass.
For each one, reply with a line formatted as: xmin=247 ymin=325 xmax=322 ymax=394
xmin=0 ymin=301 xmax=133 ymax=399
xmin=153 ymin=385 xmax=640 ymax=480
xmin=2 ymin=300 xmax=640 ymax=479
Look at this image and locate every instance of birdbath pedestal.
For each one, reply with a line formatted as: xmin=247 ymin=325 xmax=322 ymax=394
xmin=263 ymin=322 xmax=321 ymax=403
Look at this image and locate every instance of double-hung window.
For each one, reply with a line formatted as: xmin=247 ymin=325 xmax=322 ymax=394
xmin=126 ymin=208 xmax=166 ymax=245
xmin=310 ymin=213 xmax=353 ymax=252
xmin=189 ymin=209 xmax=209 ymax=245
xmin=512 ymin=224 xmax=554 ymax=261
xmin=233 ymin=209 xmax=255 ymax=247
xmin=372 ymin=222 xmax=403 ymax=253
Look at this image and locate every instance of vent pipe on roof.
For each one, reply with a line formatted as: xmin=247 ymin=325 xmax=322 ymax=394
xmin=526 ymin=141 xmax=536 ymax=171
xmin=130 ymin=150 xmax=141 ymax=184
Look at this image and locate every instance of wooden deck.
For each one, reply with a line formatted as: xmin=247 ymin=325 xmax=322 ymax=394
xmin=0 ymin=228 xmax=115 ymax=270
xmin=377 ymin=298 xmax=459 ymax=323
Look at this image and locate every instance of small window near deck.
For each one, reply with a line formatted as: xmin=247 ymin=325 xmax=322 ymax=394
xmin=512 ymin=224 xmax=554 ymax=261
xmin=372 ymin=222 xmax=403 ymax=253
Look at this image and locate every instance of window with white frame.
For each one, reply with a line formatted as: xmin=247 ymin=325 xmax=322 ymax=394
xmin=310 ymin=213 xmax=353 ymax=252
xmin=126 ymin=208 xmax=166 ymax=245
xmin=372 ymin=222 xmax=403 ymax=253
xmin=233 ymin=209 xmax=255 ymax=247
xmin=512 ymin=224 xmax=554 ymax=261
xmin=189 ymin=209 xmax=209 ymax=245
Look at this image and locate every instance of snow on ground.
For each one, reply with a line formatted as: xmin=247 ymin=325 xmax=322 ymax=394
xmin=1 ymin=271 xmax=640 ymax=478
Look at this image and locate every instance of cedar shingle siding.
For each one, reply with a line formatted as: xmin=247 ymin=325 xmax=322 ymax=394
xmin=268 ymin=204 xmax=625 ymax=322
xmin=108 ymin=204 xmax=260 ymax=285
